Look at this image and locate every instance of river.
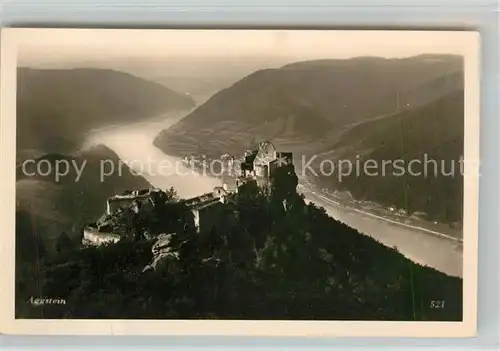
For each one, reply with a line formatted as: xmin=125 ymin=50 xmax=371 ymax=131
xmin=83 ymin=111 xmax=463 ymax=278
xmin=83 ymin=110 xmax=221 ymax=199
xmin=299 ymin=185 xmax=463 ymax=278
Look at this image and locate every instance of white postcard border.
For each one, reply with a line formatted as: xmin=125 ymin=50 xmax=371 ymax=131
xmin=0 ymin=28 xmax=480 ymax=337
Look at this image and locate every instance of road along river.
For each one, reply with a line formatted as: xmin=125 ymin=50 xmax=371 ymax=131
xmin=298 ymin=184 xmax=462 ymax=278
xmin=83 ymin=111 xmax=463 ymax=278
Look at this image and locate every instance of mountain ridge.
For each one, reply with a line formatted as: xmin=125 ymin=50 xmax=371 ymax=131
xmin=313 ymin=90 xmax=464 ymax=224
xmin=154 ymin=55 xmax=463 ymax=159
xmin=17 ymin=67 xmax=195 ymax=158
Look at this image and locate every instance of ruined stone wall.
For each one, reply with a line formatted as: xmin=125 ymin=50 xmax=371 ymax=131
xmin=191 ymin=200 xmax=234 ymax=234
xmin=107 ymin=195 xmax=151 ymax=215
xmin=107 ymin=198 xmax=135 ymax=214
xmin=82 ymin=226 xmax=121 ymax=246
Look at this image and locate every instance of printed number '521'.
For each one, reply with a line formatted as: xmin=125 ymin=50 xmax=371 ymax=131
xmin=430 ymin=300 xmax=445 ymax=309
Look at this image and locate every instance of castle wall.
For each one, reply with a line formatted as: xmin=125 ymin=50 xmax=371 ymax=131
xmin=82 ymin=226 xmax=121 ymax=246
xmin=191 ymin=200 xmax=233 ymax=234
xmin=254 ymin=164 xmax=269 ymax=178
xmin=191 ymin=208 xmax=201 ymax=229
xmin=276 ymin=152 xmax=294 ymax=165
xmin=107 ymin=198 xmax=135 ymax=214
xmin=95 ymin=142 xmax=292 ymax=246
xmin=106 ymin=194 xmax=151 ymax=215
xmin=221 ymin=172 xmax=238 ymax=192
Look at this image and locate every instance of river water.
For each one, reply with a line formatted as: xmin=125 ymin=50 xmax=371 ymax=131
xmin=83 ymin=111 xmax=463 ymax=278
xmin=83 ymin=111 xmax=221 ymax=199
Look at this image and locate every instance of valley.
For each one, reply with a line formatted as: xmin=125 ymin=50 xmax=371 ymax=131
xmin=154 ymin=55 xmax=465 ymax=227
xmin=13 ymin=55 xmax=466 ymax=320
xmin=81 ymin=113 xmax=463 ymax=277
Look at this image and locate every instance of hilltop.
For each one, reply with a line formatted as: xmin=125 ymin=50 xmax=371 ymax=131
xmin=17 ymin=67 xmax=195 ymax=157
xmin=16 ymin=164 xmax=462 ymax=320
xmin=154 ymin=54 xmax=463 ymax=158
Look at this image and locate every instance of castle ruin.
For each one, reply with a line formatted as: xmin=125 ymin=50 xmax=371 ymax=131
xmin=83 ymin=141 xmax=294 ymax=245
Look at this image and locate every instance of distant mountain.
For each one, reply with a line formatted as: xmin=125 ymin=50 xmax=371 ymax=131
xmin=152 ymin=75 xmax=242 ymax=105
xmin=17 ymin=68 xmax=195 ymax=157
xmin=154 ymin=54 xmax=463 ymax=158
xmin=15 ymin=69 xmax=168 ymax=294
xmin=313 ymin=90 xmax=464 ymax=224
xmin=16 ymin=68 xmax=183 ymax=254
xmin=16 ymin=145 xmax=152 ymax=249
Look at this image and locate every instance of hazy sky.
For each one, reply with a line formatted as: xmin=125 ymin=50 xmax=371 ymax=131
xmin=15 ymin=29 xmax=472 ymax=78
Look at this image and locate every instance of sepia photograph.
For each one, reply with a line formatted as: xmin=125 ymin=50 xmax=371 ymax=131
xmin=0 ymin=28 xmax=479 ymax=336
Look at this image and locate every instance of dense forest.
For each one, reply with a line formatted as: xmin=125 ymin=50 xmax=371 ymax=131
xmin=155 ymin=55 xmax=463 ymax=159
xmin=315 ymin=91 xmax=464 ymax=224
xmin=16 ymin=165 xmax=462 ymax=321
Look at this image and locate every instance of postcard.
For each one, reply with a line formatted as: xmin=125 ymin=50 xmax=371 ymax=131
xmin=0 ymin=28 xmax=480 ymax=337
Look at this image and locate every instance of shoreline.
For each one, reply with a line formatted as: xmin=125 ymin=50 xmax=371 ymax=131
xmin=82 ymin=115 xmax=462 ymax=277
xmin=172 ymin=154 xmax=462 ymax=243
xmin=299 ymin=184 xmax=463 ymax=244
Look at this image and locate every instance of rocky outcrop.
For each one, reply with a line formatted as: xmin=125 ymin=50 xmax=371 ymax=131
xmin=142 ymin=233 xmax=180 ymax=272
